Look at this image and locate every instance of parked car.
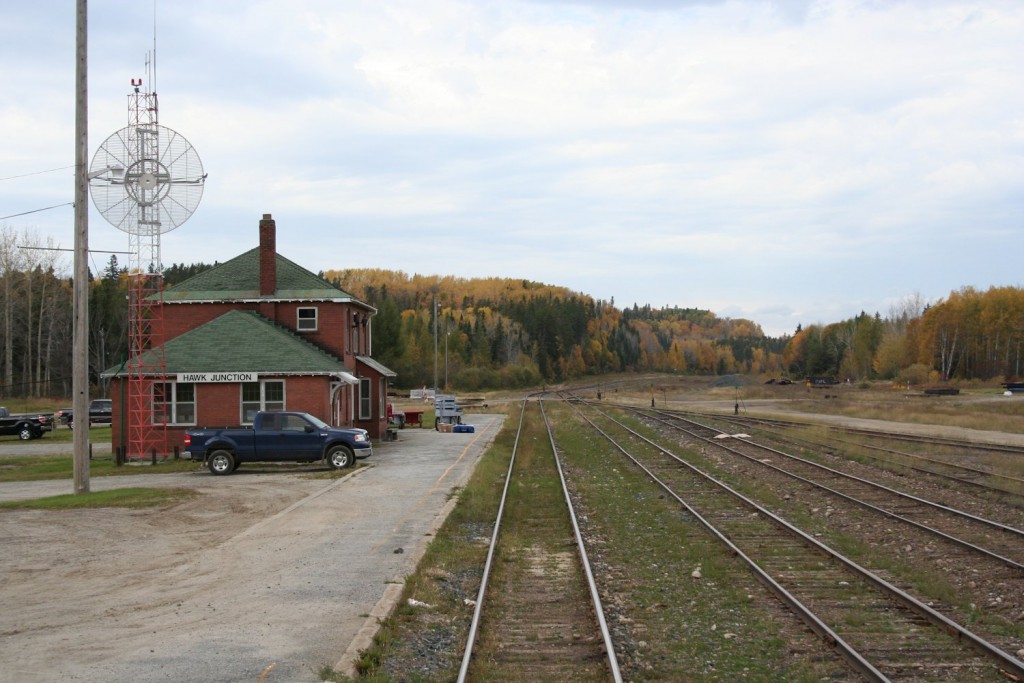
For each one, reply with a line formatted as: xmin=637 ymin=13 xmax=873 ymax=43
xmin=183 ymin=411 xmax=372 ymax=475
xmin=0 ymin=407 xmax=53 ymax=440
xmin=66 ymin=399 xmax=113 ymax=428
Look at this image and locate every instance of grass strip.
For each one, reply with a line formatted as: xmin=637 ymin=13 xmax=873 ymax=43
xmin=0 ymin=456 xmax=201 ymax=482
xmin=0 ymin=486 xmax=197 ymax=510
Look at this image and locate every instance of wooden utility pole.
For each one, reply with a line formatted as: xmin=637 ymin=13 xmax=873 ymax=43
xmin=73 ymin=0 xmax=91 ymax=493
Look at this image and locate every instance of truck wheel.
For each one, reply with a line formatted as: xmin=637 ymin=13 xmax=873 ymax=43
xmin=327 ymin=445 xmax=355 ymax=469
xmin=18 ymin=425 xmax=34 ymax=441
xmin=207 ymin=450 xmax=235 ymax=476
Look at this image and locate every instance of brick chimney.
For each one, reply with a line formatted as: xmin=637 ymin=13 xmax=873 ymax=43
xmin=259 ymin=213 xmax=276 ymax=296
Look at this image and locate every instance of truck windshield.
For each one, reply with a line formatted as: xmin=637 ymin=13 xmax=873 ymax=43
xmin=304 ymin=414 xmax=330 ymax=429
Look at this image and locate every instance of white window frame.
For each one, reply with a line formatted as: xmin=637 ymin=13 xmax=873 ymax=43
xmin=152 ymin=382 xmax=196 ymax=425
xmin=297 ymin=306 xmax=318 ymax=332
xmin=241 ymin=380 xmax=286 ymax=424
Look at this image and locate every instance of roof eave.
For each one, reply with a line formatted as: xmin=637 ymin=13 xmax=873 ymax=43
xmin=162 ymin=296 xmax=359 ymax=304
xmin=101 ymin=370 xmax=347 ymax=379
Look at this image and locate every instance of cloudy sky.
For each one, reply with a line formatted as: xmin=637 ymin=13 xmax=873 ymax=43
xmin=1 ymin=1 xmax=1021 ymax=336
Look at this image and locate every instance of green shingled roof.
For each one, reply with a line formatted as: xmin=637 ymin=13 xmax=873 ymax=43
xmin=161 ymin=248 xmax=355 ymax=302
xmin=357 ymin=355 xmax=397 ymax=377
xmin=102 ymin=310 xmax=347 ymax=377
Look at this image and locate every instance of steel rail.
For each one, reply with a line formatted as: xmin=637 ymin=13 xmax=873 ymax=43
xmin=643 ymin=411 xmax=1024 ymax=572
xmin=703 ymin=410 xmax=1024 ymax=490
xmin=565 ymin=400 xmax=891 ymax=682
xmin=539 ymin=399 xmax=623 ymax=683
xmin=580 ymin=401 xmax=1024 ymax=680
xmin=458 ymin=398 xmax=621 ymax=682
xmin=843 ymin=425 xmax=1024 ymax=455
xmin=693 ymin=408 xmax=1024 ymax=457
xmin=456 ymin=399 xmax=527 ymax=683
xmin=711 ymin=411 xmax=1024 ymax=493
xmin=656 ymin=409 xmax=1024 ymax=539
xmin=851 ymin=439 xmax=1024 ymax=488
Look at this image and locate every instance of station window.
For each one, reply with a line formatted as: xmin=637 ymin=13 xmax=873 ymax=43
xmin=359 ymin=377 xmax=372 ymax=420
xmin=152 ymin=382 xmax=196 ymax=425
xmin=241 ymin=380 xmax=285 ymax=423
xmin=297 ymin=307 xmax=318 ymax=331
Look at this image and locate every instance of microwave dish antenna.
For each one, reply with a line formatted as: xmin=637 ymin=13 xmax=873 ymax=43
xmin=89 ymin=123 xmax=205 ymax=235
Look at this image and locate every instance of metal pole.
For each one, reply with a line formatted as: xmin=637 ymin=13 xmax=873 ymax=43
xmin=72 ymin=0 xmax=91 ymax=493
xmin=432 ymin=298 xmax=438 ymax=397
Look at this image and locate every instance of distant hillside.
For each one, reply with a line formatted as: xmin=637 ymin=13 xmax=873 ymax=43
xmin=323 ymin=268 xmax=585 ymax=310
xmin=323 ymin=268 xmax=786 ymax=389
xmin=324 ymin=273 xmax=1024 ymax=387
xmin=168 ymin=266 xmax=1024 ymax=389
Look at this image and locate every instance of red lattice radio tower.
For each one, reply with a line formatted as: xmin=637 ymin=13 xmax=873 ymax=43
xmin=88 ymin=63 xmax=205 ymax=458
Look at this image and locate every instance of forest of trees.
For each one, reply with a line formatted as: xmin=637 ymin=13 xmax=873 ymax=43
xmin=1 ymin=222 xmax=1022 ymax=398
xmin=320 ymin=268 xmax=793 ymax=390
xmin=324 ymin=270 xmax=1024 ymax=390
xmin=785 ymin=287 xmax=1024 ymax=385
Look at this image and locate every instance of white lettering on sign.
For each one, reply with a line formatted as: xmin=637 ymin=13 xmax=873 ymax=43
xmin=176 ymin=373 xmax=256 ymax=383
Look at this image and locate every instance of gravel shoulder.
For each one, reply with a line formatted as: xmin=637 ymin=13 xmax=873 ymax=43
xmin=0 ymin=415 xmax=502 ymax=683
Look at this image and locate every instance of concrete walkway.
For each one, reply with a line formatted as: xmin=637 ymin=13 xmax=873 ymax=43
xmin=0 ymin=414 xmax=503 ymax=682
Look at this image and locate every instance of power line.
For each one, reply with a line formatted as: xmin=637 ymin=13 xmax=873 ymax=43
xmin=0 ymin=202 xmax=74 ymax=221
xmin=18 ymin=245 xmax=131 ymax=254
xmin=0 ymin=164 xmax=76 ymax=182
xmin=0 ymin=164 xmax=83 ymax=222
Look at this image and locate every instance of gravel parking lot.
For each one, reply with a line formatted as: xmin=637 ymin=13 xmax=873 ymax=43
xmin=0 ymin=414 xmax=502 ymax=682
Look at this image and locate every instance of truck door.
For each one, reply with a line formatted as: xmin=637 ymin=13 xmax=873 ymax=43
xmin=260 ymin=413 xmax=319 ymax=462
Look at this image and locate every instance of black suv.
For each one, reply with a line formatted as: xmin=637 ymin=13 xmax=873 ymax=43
xmin=67 ymin=399 xmax=113 ymax=428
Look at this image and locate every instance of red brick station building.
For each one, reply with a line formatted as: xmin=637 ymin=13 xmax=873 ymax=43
xmin=102 ymin=214 xmax=395 ymax=456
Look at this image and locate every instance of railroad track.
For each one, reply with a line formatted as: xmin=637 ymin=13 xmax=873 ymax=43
xmin=829 ymin=436 xmax=1024 ymax=494
xmin=568 ymin=398 xmax=1024 ymax=681
xmin=625 ymin=405 xmax=1024 ymax=659
xmin=641 ymin=409 xmax=1024 ymax=572
xmin=692 ymin=411 xmax=1024 ymax=497
xmin=457 ymin=399 xmax=621 ymax=682
xmin=685 ymin=409 xmax=1024 ymax=456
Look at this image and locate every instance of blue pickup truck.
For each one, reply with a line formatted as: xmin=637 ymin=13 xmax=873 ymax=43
xmin=184 ymin=411 xmax=372 ymax=476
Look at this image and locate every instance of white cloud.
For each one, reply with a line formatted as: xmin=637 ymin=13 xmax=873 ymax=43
xmin=1 ymin=0 xmax=1022 ymax=337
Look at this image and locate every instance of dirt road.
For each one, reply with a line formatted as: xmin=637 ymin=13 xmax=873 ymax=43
xmin=0 ymin=416 xmax=501 ymax=682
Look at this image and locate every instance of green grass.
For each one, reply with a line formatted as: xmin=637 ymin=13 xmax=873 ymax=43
xmin=0 ymin=455 xmax=200 ymax=482
xmin=0 ymin=424 xmax=112 ymax=446
xmin=39 ymin=425 xmax=112 ymax=443
xmin=0 ymin=486 xmax=197 ymax=510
